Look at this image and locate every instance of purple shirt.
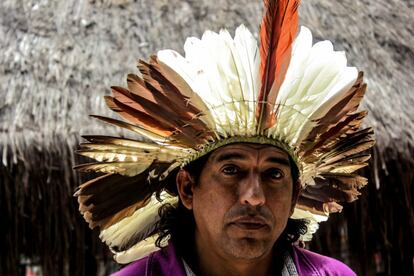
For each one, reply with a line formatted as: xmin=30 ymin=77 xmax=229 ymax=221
xmin=113 ymin=243 xmax=356 ymax=276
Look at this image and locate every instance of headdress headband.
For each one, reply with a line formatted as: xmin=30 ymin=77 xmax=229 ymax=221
xmin=75 ymin=0 xmax=374 ymax=263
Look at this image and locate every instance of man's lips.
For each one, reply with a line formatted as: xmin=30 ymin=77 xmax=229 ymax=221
xmin=230 ymin=217 xmax=269 ymax=230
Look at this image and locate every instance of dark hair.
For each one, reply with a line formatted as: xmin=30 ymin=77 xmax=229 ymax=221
xmin=155 ymin=149 xmax=308 ymax=254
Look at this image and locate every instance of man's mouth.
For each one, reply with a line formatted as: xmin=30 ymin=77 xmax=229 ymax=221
xmin=231 ymin=217 xmax=268 ymax=230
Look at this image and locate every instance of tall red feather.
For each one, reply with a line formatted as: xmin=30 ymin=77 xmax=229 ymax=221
xmin=257 ymin=0 xmax=300 ymax=131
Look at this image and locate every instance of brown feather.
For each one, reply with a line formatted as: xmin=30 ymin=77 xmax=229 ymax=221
xmin=127 ymin=72 xmax=199 ymax=125
xmin=73 ymin=161 xmax=153 ymax=176
xmin=319 ymin=173 xmax=368 ymax=190
xmin=89 ymin=115 xmax=173 ymax=144
xmin=296 ymin=197 xmax=343 ymax=214
xmin=105 ymin=96 xmax=175 ymax=137
xmin=313 ymin=174 xmax=366 ymax=191
xmin=301 ymin=111 xmax=368 ymax=159
xmin=111 ymin=86 xmax=204 ymax=147
xmin=141 ymin=59 xmax=200 ymax=117
xmin=301 ymin=72 xmax=366 ymax=147
xmin=141 ymin=59 xmax=213 ymax=137
xmin=317 ymin=153 xmax=371 ymax=172
xmin=302 ymin=184 xmax=361 ymax=203
xmin=320 ymin=128 xmax=375 ymax=163
xmin=111 ymin=86 xmax=180 ymax=127
xmin=75 ymin=164 xmax=168 ymax=229
xmin=127 ymin=73 xmax=186 ymax=123
xmin=319 ymin=72 xmax=365 ymax=122
xmin=296 ymin=197 xmax=326 ymax=214
xmin=81 ymin=135 xmax=162 ymax=150
xmin=152 ymin=55 xmax=216 ymax=128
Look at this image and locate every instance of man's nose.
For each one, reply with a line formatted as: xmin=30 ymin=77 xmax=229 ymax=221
xmin=239 ymin=173 xmax=265 ymax=206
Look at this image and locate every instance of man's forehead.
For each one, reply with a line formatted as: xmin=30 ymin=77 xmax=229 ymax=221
xmin=209 ymin=143 xmax=290 ymax=162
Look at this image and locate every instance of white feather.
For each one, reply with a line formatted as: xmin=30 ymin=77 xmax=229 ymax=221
xmin=112 ymin=235 xmax=162 ymax=264
xmin=158 ymin=26 xmax=260 ymax=138
xmin=100 ymin=192 xmax=178 ymax=248
xmin=291 ymin=207 xmax=328 ymax=241
xmin=268 ymin=26 xmax=358 ymax=145
xmin=232 ymin=25 xmax=260 ymax=135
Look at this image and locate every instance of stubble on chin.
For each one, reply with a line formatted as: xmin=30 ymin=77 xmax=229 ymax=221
xmin=220 ymin=231 xmax=273 ymax=260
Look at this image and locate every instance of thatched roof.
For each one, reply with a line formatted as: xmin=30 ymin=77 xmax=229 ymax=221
xmin=1 ymin=0 xmax=413 ymax=275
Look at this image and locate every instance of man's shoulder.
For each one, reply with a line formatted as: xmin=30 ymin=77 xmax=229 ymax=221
xmin=292 ymin=246 xmax=356 ymax=276
xmin=111 ymin=254 xmax=150 ymax=276
xmin=111 ymin=243 xmax=187 ymax=276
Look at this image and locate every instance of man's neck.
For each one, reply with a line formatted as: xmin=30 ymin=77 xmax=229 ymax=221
xmin=191 ymin=233 xmax=276 ymax=276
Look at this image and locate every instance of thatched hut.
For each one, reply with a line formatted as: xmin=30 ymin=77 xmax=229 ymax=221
xmin=1 ymin=0 xmax=413 ymax=275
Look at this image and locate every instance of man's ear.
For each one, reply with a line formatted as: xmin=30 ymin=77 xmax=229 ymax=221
xmin=290 ymin=180 xmax=302 ymax=215
xmin=176 ymin=169 xmax=195 ymax=210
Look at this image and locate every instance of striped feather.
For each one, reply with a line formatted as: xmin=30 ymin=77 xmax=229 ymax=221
xmin=112 ymin=235 xmax=161 ymax=264
xmin=74 ymin=160 xmax=153 ymax=176
xmin=105 ymin=96 xmax=175 ymax=137
xmin=75 ymin=173 xmax=153 ymax=229
xmin=89 ymin=115 xmax=171 ymax=143
xmin=153 ymin=54 xmax=216 ymax=130
xmin=302 ymin=184 xmax=361 ymax=203
xmin=100 ymin=192 xmax=178 ymax=251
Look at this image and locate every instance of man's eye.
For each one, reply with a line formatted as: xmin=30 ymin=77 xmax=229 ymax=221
xmin=222 ymin=165 xmax=239 ymax=175
xmin=266 ymin=169 xmax=284 ymax=180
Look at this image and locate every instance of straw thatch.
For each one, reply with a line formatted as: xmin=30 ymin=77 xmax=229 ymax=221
xmin=1 ymin=0 xmax=413 ymax=275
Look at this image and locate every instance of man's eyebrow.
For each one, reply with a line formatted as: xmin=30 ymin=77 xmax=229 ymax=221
xmin=265 ymin=156 xmax=291 ymax=166
xmin=214 ymin=153 xmax=290 ymax=166
xmin=215 ymin=152 xmax=247 ymax=162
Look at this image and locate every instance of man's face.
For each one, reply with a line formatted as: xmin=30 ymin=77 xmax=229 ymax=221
xmin=182 ymin=143 xmax=297 ymax=261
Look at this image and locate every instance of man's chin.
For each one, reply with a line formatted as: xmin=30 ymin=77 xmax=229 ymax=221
xmin=222 ymin=236 xmax=273 ymax=260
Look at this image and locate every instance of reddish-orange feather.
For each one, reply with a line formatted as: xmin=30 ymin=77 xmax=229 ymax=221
xmin=257 ymin=0 xmax=300 ymax=130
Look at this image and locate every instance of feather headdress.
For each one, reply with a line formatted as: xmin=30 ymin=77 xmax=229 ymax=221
xmin=74 ymin=0 xmax=374 ymax=263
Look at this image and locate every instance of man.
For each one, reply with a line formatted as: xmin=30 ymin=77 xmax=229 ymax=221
xmin=111 ymin=143 xmax=356 ymax=275
xmin=75 ymin=0 xmax=374 ymax=274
